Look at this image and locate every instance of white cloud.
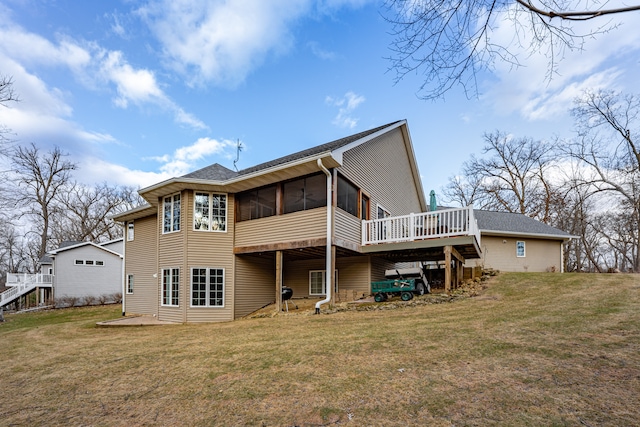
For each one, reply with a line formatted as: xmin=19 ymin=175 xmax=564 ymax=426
xmin=307 ymin=41 xmax=336 ymax=60
xmin=326 ymin=91 xmax=365 ymax=128
xmin=136 ymin=0 xmax=372 ymax=86
xmin=0 ymin=20 xmax=207 ymax=131
xmin=137 ymin=0 xmax=309 ymax=87
xmin=149 ymin=137 xmax=237 ymax=176
xmin=480 ymin=2 xmax=640 ymax=121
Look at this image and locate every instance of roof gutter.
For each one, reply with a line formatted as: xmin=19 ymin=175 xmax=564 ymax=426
xmin=315 ymin=158 xmax=332 ymax=314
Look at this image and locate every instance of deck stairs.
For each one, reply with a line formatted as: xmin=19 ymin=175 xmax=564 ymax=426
xmin=1 ymin=274 xmax=53 ymax=308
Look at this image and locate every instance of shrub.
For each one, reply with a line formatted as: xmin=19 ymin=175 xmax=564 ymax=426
xmin=82 ymin=295 xmax=97 ymax=306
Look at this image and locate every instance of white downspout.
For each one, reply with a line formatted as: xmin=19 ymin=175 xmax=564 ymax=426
xmin=315 ymin=159 xmax=332 ymax=314
xmin=121 ymin=223 xmax=126 ymax=316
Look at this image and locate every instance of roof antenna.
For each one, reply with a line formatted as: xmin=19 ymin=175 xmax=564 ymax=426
xmin=233 ymin=139 xmax=243 ymax=172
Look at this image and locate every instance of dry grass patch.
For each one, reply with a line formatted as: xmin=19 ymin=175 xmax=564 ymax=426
xmin=1 ymin=273 xmax=639 ymax=426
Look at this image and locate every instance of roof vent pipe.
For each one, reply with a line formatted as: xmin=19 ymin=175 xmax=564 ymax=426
xmin=315 ymin=158 xmax=332 ymax=314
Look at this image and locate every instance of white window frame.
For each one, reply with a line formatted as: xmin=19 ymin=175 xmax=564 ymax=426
xmin=193 ymin=193 xmax=228 ymax=232
xmin=163 ymin=193 xmax=181 ymax=234
xmin=126 ymin=274 xmax=134 ymax=294
xmin=309 ymin=270 xmax=338 ymax=296
xmin=516 ymin=241 xmax=526 ymax=258
xmin=95 ymin=260 xmax=104 ymax=266
xmin=127 ymin=222 xmax=134 ymax=241
xmin=190 ymin=267 xmax=225 ymax=308
xmin=161 ymin=268 xmax=180 ymax=307
xmin=75 ymin=259 xmax=84 ymax=265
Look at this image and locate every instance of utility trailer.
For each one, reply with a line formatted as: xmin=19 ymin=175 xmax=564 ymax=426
xmin=371 ymin=266 xmax=431 ymax=302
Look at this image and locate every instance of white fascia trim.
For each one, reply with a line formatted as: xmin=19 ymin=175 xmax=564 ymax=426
xmin=482 ymin=230 xmax=578 ymax=241
xmin=139 ymin=152 xmax=340 ymax=195
xmin=49 ymin=242 xmax=124 ymax=258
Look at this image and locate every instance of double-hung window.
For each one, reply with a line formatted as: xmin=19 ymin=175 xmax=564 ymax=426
xmin=191 ymin=268 xmax=224 ymax=307
xmin=126 ymin=274 xmax=134 ymax=294
xmin=163 ymin=194 xmax=181 ymax=233
xmin=516 ymin=241 xmax=526 ymax=257
xmin=127 ymin=222 xmax=134 ymax=241
xmin=194 ymin=193 xmax=227 ymax=231
xmin=309 ymin=270 xmax=338 ymax=296
xmin=162 ymin=268 xmax=180 ymax=306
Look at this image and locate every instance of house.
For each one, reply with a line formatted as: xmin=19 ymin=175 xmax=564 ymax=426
xmin=1 ymin=239 xmax=123 ymax=309
xmin=467 ymin=210 xmax=574 ymax=272
xmin=112 ymin=120 xmax=483 ymax=323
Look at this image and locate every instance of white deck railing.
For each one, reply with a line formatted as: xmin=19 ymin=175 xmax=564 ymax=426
xmin=1 ymin=274 xmax=53 ymax=307
xmin=362 ymin=206 xmax=480 ymax=247
xmin=6 ymin=273 xmax=54 ymax=286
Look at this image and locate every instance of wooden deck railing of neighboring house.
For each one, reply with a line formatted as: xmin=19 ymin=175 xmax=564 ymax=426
xmin=362 ymin=206 xmax=480 ymax=247
xmin=1 ymin=274 xmax=54 ymax=308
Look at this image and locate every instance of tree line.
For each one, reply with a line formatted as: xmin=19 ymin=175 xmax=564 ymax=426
xmin=442 ymin=89 xmax=640 ymax=273
xmin=2 ymin=76 xmax=639 ymax=276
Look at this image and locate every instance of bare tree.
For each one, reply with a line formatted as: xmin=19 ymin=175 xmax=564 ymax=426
xmin=383 ymin=1 xmax=640 ymax=99
xmin=51 ymin=183 xmax=144 ymax=245
xmin=1 ymin=75 xmax=19 ymax=149
xmin=563 ymin=89 xmax=640 ymax=271
xmin=9 ymin=144 xmax=77 ymax=259
xmin=443 ymin=131 xmax=559 ymax=221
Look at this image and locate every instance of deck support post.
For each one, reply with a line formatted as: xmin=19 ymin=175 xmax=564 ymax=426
xmin=444 ymin=246 xmax=452 ymax=292
xmin=275 ymin=250 xmax=283 ymax=313
xmin=444 ymin=245 xmax=465 ymax=292
xmin=329 ymin=245 xmax=336 ymax=305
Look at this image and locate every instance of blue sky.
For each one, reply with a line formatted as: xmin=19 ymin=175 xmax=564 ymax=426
xmin=1 ymin=0 xmax=639 ymax=197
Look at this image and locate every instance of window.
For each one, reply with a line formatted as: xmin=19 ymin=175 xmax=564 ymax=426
xmin=126 ymin=274 xmax=134 ymax=294
xmin=194 ymin=193 xmax=227 ymax=231
xmin=237 ymin=185 xmax=276 ymax=221
xmin=361 ymin=194 xmax=370 ymax=220
xmin=75 ymin=260 xmax=84 ymax=265
xmin=377 ymin=205 xmax=390 ymax=219
xmin=85 ymin=260 xmax=94 ymax=266
xmin=95 ymin=260 xmax=104 ymax=266
xmin=377 ymin=205 xmax=391 ymax=240
xmin=516 ymin=241 xmax=526 ymax=257
xmin=162 ymin=268 xmax=180 ymax=306
xmin=309 ymin=270 xmax=338 ymax=296
xmin=337 ymin=175 xmax=358 ymax=216
xmin=191 ymin=268 xmax=225 ymax=307
xmin=163 ymin=194 xmax=181 ymax=233
xmin=127 ymin=222 xmax=134 ymax=241
xmin=283 ymin=174 xmax=326 ymax=214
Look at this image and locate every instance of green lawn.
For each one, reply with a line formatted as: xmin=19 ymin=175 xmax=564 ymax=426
xmin=1 ymin=273 xmax=638 ymax=426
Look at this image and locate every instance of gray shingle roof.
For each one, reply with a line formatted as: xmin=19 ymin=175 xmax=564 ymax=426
xmin=182 ymin=121 xmax=401 ymax=181
xmin=474 ymin=210 xmax=572 ymax=238
xmin=182 ymin=163 xmax=238 ymax=181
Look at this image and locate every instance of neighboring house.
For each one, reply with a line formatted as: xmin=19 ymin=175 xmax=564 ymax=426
xmin=112 ymin=120 xmax=483 ymax=323
xmin=467 ymin=210 xmax=574 ymax=272
xmin=47 ymin=239 xmax=124 ymax=302
xmin=1 ymin=239 xmax=123 ymax=308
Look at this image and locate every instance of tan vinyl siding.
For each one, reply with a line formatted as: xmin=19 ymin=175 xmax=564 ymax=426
xmin=124 ymin=214 xmax=158 ymax=316
xmin=234 ymin=254 xmax=276 ymax=319
xmin=235 ymin=207 xmax=327 ymax=248
xmin=475 ymin=236 xmax=563 ymax=272
xmin=334 ymin=208 xmax=361 ymax=248
xmin=339 ymin=128 xmax=422 ymax=218
xmin=370 ymin=256 xmax=396 ymax=282
xmin=158 ymin=191 xmax=186 ymax=323
xmin=185 ymin=192 xmax=235 ymax=322
xmin=283 ymin=258 xmax=327 ymax=299
xmin=335 ymin=256 xmax=370 ymax=298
